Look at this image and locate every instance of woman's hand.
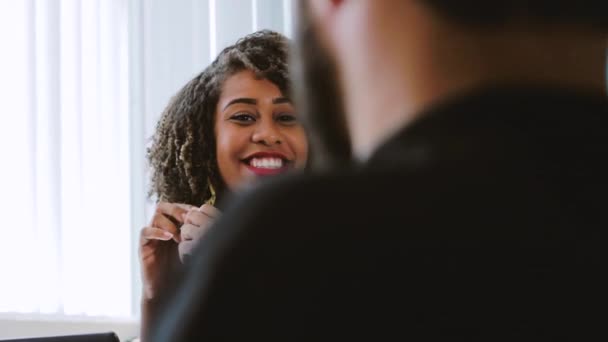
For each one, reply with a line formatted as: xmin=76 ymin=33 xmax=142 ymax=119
xmin=139 ymin=202 xmax=196 ymax=301
xmin=178 ymin=204 xmax=222 ymax=263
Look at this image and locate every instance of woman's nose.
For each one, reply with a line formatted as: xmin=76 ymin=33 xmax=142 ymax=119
xmin=252 ymin=123 xmax=282 ymax=146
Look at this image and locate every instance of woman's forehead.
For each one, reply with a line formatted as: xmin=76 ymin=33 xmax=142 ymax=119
xmin=217 ymin=70 xmax=286 ymax=107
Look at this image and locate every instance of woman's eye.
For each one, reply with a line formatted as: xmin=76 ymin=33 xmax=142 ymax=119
xmin=230 ymin=113 xmax=256 ymax=123
xmin=277 ymin=114 xmax=297 ymax=124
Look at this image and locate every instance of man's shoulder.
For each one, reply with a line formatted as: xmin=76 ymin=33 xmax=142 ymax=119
xmin=248 ymin=169 xmax=361 ymax=200
xmin=229 ymin=166 xmax=421 ymax=214
xmin=224 ymin=170 xmax=364 ymax=219
xmin=218 ymin=163 xmax=450 ymax=234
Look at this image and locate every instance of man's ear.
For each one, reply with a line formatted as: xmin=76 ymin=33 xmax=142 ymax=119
xmin=307 ymin=0 xmax=347 ymax=50
xmin=309 ymin=0 xmax=345 ymax=15
xmin=308 ymin=0 xmax=337 ymax=25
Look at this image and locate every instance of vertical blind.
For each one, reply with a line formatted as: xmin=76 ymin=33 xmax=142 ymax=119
xmin=0 ymin=0 xmax=131 ymax=317
xmin=0 ymin=0 xmax=294 ymax=319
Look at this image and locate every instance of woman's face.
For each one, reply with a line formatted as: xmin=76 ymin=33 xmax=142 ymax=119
xmin=215 ymin=69 xmax=308 ymax=190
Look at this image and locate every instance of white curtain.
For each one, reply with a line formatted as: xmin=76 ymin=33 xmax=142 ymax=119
xmin=0 ymin=0 xmax=131 ymax=318
xmin=0 ymin=0 xmax=293 ymax=322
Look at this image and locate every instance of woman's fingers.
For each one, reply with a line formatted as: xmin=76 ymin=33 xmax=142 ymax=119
xmin=151 ymin=212 xmax=182 ymax=243
xmin=179 ymin=222 xmax=213 ymax=262
xmin=199 ymin=204 xmax=221 ymax=218
xmin=140 ymin=226 xmax=174 ymax=244
xmin=180 ymin=222 xmax=212 ymax=241
xmin=175 ymin=203 xmax=198 ymax=212
xmin=155 ymin=202 xmax=196 ymax=223
xmin=183 ymin=204 xmax=221 ymax=225
xmin=183 ymin=209 xmax=212 ymax=226
xmin=178 ymin=204 xmax=222 ymax=264
xmin=150 ymin=202 xmax=197 ymax=243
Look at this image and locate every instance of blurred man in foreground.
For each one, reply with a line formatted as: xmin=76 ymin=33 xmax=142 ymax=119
xmin=152 ymin=1 xmax=607 ymax=340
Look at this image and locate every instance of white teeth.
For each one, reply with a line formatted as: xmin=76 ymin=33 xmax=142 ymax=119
xmin=250 ymin=158 xmax=283 ymax=169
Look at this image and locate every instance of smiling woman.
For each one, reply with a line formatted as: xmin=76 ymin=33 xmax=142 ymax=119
xmin=215 ymin=69 xmax=308 ymax=190
xmin=139 ymin=30 xmax=308 ymax=340
xmin=146 ymin=30 xmax=306 ymax=207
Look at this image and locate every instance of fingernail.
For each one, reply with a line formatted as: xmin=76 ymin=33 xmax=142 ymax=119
xmin=162 ymin=232 xmax=174 ymax=240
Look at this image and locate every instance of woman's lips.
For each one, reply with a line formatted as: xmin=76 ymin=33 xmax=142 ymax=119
xmin=245 ymin=163 xmax=290 ymax=176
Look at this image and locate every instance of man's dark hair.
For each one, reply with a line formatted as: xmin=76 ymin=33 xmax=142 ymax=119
xmin=423 ymin=1 xmax=608 ymax=30
xmin=147 ymin=30 xmax=291 ymax=206
xmin=291 ymin=1 xmax=352 ymax=170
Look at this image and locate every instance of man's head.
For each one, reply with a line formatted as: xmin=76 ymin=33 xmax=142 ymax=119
xmin=293 ymin=0 xmax=608 ymax=162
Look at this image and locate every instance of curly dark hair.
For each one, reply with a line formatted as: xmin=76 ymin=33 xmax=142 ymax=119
xmin=147 ymin=30 xmax=291 ymax=206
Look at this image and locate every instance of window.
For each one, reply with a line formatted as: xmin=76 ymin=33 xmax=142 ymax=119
xmin=0 ymin=0 xmax=131 ymax=317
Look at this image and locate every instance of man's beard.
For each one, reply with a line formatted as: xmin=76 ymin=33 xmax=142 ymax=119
xmin=291 ymin=0 xmax=352 ymax=170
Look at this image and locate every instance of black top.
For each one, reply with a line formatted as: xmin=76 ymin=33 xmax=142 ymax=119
xmin=152 ymin=87 xmax=608 ymax=341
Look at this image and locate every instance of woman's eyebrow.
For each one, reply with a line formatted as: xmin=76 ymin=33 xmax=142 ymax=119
xmin=223 ymin=97 xmax=291 ymax=110
xmin=223 ymin=98 xmax=257 ymax=110
xmin=273 ymin=97 xmax=291 ymax=104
